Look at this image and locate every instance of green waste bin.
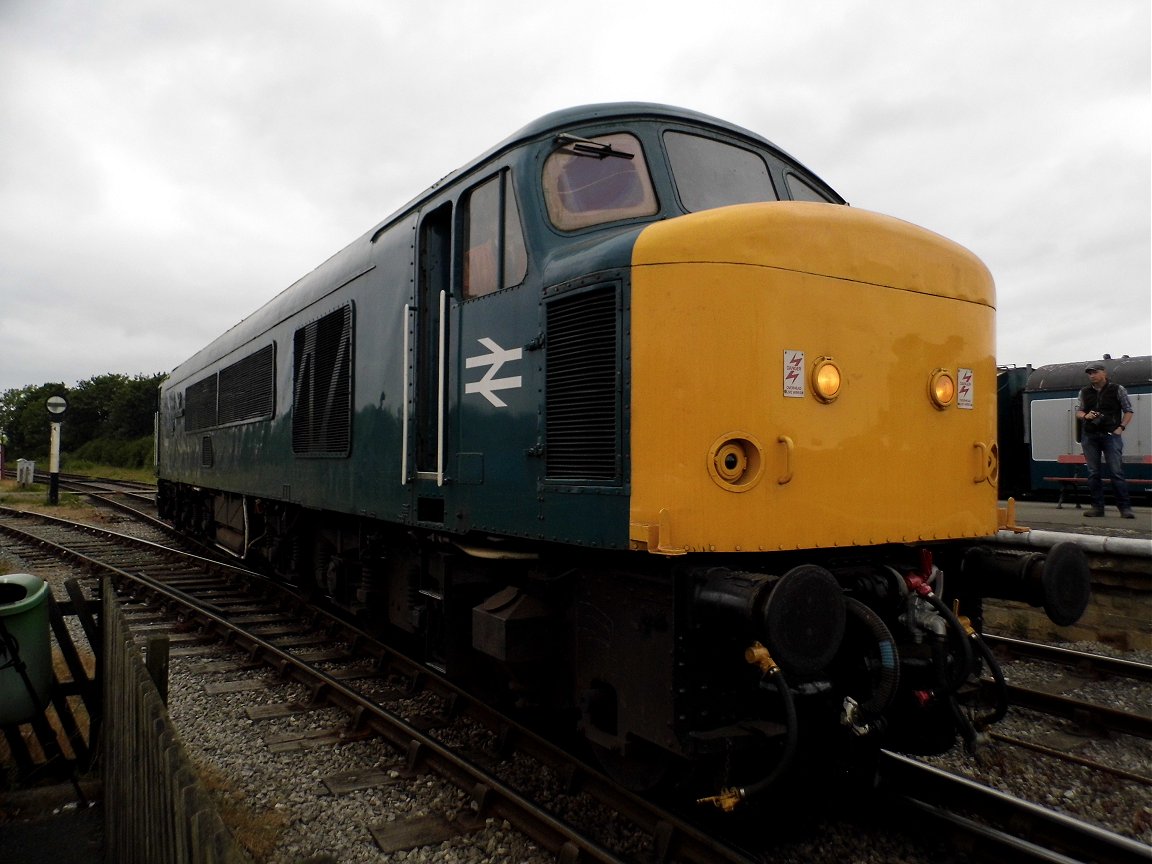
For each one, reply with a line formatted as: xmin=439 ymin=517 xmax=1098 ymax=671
xmin=0 ymin=573 xmax=51 ymax=725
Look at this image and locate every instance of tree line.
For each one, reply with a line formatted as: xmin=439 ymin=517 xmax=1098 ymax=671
xmin=0 ymin=373 xmax=167 ymax=469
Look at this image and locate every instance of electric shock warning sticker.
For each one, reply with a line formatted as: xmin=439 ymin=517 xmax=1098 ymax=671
xmin=957 ymin=368 xmax=974 ymax=409
xmin=784 ymin=350 xmax=805 ymax=398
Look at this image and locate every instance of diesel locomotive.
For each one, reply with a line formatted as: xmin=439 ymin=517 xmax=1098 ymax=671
xmin=156 ymin=103 xmax=1090 ymax=805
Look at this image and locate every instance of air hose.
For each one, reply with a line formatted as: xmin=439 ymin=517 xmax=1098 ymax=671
xmin=910 ymin=581 xmax=976 ymax=693
xmin=948 ymin=693 xmax=979 ymax=752
xmin=843 ymin=596 xmax=900 ymax=716
xmin=698 ymin=642 xmax=799 ymax=811
xmin=971 ymin=631 xmax=1009 ymax=726
xmin=739 ymin=654 xmax=799 ymax=801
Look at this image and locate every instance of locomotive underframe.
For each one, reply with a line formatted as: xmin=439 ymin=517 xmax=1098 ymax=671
xmin=156 ymin=478 xmax=1084 ymax=796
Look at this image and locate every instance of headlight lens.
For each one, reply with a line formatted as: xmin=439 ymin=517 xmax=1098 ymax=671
xmin=812 ymin=358 xmax=842 ymax=403
xmin=930 ymin=368 xmax=956 ymax=409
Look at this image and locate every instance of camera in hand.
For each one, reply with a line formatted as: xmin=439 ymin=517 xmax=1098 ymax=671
xmin=1084 ymin=410 xmax=1114 ymax=430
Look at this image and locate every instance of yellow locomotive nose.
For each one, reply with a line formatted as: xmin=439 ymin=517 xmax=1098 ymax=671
xmin=627 ymin=201 xmax=997 ymax=554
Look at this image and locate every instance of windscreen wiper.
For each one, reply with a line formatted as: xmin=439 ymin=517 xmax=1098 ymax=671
xmin=555 ymin=133 xmax=634 ymax=160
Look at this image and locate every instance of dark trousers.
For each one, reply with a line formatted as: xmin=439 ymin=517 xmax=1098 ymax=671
xmin=1080 ymin=432 xmax=1132 ymax=511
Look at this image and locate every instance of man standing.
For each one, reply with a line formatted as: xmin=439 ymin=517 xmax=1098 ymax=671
xmin=1076 ymin=362 xmax=1135 ymax=518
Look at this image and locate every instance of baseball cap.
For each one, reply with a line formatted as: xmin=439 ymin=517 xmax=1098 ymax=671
xmin=1084 ymin=363 xmax=1107 ymax=373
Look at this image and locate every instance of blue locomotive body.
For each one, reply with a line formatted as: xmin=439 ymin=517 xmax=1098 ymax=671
xmin=159 ymin=105 xmax=834 ymax=551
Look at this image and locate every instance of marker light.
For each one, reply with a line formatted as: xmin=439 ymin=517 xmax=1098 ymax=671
xmin=929 ymin=369 xmax=956 ymax=409
xmin=811 ymin=358 xmax=842 ymax=403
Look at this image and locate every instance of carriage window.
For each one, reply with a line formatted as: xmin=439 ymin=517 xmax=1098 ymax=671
xmin=785 ymin=172 xmax=835 ymax=203
xmin=463 ymin=171 xmax=527 ymax=298
xmin=664 ymin=132 xmax=777 ymax=211
xmin=543 ymin=133 xmax=658 ymax=230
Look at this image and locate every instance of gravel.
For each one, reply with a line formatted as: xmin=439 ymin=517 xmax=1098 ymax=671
xmin=162 ymin=650 xmax=555 ymax=864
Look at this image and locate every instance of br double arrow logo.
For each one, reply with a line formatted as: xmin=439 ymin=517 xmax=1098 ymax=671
xmin=465 ymin=337 xmax=522 ymax=407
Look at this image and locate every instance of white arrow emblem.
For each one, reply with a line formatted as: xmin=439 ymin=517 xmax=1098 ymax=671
xmin=465 ymin=337 xmax=522 ymax=407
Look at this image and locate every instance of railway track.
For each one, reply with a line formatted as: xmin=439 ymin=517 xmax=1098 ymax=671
xmin=0 ymin=505 xmax=755 ymax=863
xmin=963 ymin=631 xmax=1152 ymax=816
xmin=879 ymin=752 xmax=1150 ymax=864
xmin=982 ymin=634 xmax=1152 ymax=744
xmin=986 ymin=634 xmax=1152 ymax=681
xmin=2 ymin=495 xmax=1149 ymax=862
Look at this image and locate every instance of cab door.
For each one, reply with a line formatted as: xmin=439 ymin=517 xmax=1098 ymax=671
xmin=405 ymin=201 xmax=454 ymax=671
xmin=409 ymin=201 xmax=452 ymax=523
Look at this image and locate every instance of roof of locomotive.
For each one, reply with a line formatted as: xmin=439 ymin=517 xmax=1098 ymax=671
xmin=372 ymin=101 xmax=845 ymax=234
xmin=164 ymin=103 xmax=844 ymax=386
xmin=490 ymin=102 xmax=803 ymax=167
xmin=1025 ymin=355 xmax=1152 ymax=392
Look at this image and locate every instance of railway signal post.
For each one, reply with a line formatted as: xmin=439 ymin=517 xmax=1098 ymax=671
xmin=45 ymin=394 xmax=68 ymax=505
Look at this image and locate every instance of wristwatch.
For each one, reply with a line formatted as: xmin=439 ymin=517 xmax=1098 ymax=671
xmin=1119 ymin=424 xmax=1126 ymax=430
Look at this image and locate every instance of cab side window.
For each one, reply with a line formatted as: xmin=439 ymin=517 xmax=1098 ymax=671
xmin=784 ymin=172 xmax=836 ymax=203
xmin=463 ymin=171 xmax=528 ymax=299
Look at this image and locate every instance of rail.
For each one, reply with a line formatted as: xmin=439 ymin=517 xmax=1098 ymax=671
xmin=878 ymin=751 xmax=1151 ymax=864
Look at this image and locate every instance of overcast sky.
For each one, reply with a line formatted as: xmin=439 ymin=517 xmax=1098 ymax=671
xmin=1 ymin=0 xmax=1148 ymax=397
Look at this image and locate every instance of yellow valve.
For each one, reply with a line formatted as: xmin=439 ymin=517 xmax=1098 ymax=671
xmin=745 ymin=641 xmax=779 ymax=675
xmin=952 ymin=599 xmax=976 ymax=637
xmin=697 ymin=787 xmax=745 ymax=812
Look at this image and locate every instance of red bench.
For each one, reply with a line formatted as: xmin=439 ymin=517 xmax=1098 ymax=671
xmin=1041 ymin=475 xmax=1152 ymax=508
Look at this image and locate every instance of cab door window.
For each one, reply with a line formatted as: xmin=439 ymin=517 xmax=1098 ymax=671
xmin=463 ymin=170 xmax=527 ymax=299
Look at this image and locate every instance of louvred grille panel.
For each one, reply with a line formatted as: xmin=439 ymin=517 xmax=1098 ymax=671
xmin=545 ymin=285 xmax=620 ymax=482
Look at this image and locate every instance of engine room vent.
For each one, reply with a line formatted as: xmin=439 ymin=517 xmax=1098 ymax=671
xmin=545 ymin=284 xmax=620 ymax=482
xmin=292 ymin=303 xmax=353 ymax=456
xmin=219 ymin=343 xmax=275 ymax=425
xmin=185 ymin=375 xmax=219 ymax=432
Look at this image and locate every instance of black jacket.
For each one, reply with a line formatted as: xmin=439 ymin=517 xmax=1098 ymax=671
xmin=1078 ymin=381 xmax=1125 ymax=435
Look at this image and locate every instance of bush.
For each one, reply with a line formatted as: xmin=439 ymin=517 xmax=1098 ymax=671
xmin=71 ymin=436 xmax=154 ymax=469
